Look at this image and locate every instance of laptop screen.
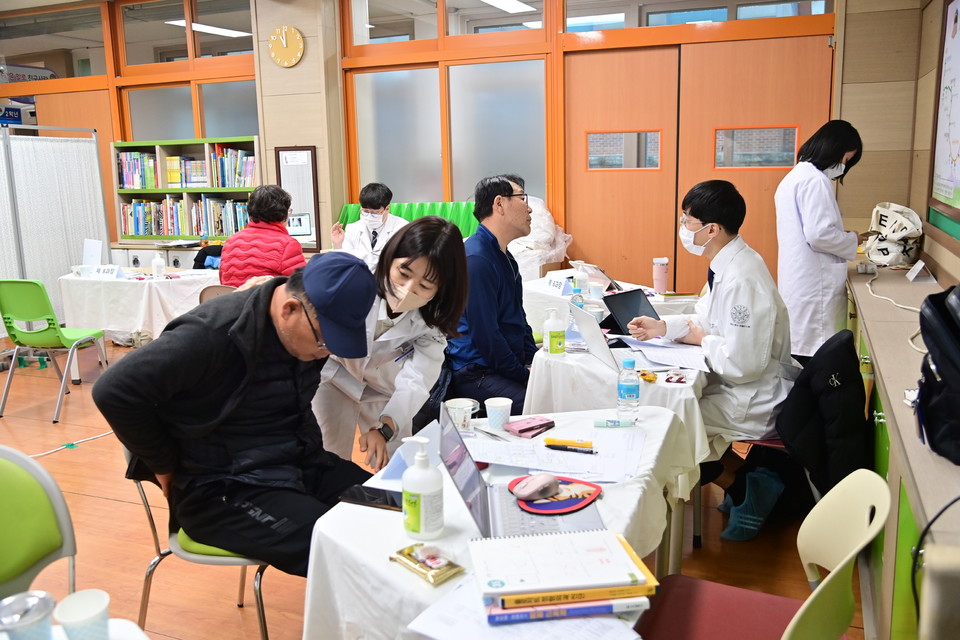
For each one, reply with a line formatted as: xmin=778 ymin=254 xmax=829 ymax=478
xmin=439 ymin=420 xmax=492 ymax=537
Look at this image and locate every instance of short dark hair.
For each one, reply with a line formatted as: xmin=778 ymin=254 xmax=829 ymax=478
xmin=247 ymin=185 xmax=292 ymax=223
xmin=375 ymin=216 xmax=468 ymax=336
xmin=681 ymin=180 xmax=746 ymax=235
xmin=359 ymin=183 xmax=393 ymax=210
xmin=472 ymin=174 xmax=526 ymax=221
xmin=797 ymin=120 xmax=862 ymax=182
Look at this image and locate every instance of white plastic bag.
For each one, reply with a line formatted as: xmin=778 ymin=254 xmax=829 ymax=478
xmin=863 ymin=202 xmax=922 ymax=267
xmin=509 ymin=196 xmax=572 ymax=281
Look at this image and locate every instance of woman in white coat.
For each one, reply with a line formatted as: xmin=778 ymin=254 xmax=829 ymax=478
xmin=313 ymin=216 xmax=468 ymax=471
xmin=775 ymin=120 xmax=870 ymax=363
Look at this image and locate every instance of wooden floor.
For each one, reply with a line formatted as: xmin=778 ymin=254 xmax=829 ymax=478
xmin=1 ymin=340 xmax=865 ymax=640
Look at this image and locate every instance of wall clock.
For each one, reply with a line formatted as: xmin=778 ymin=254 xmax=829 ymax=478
xmin=268 ymin=25 xmax=304 ymax=68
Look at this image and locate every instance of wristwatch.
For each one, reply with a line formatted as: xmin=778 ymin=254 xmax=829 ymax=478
xmin=375 ymin=422 xmax=395 ymax=442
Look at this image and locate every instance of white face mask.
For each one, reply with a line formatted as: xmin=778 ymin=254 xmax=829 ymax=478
xmin=822 ymin=162 xmax=845 ymax=180
xmin=360 ymin=210 xmax=385 ymax=232
xmin=678 ymin=223 xmax=711 ymax=257
xmin=386 ymin=284 xmax=431 ymax=313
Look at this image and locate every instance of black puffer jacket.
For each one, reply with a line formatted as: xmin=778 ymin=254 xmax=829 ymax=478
xmin=775 ymin=329 xmax=870 ymax=495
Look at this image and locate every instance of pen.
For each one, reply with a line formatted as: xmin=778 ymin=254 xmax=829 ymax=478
xmin=394 ymin=347 xmax=415 ymax=362
xmin=545 ymin=444 xmax=597 ymax=455
xmin=543 ymin=437 xmax=593 ymax=448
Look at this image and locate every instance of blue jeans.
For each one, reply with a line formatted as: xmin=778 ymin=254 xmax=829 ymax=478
xmin=448 ymin=364 xmax=526 ymax=417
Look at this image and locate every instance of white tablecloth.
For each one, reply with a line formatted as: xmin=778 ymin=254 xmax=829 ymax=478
xmin=522 ymin=269 xmax=698 ymax=337
xmin=302 ymin=407 xmax=696 ymax=640
xmin=58 ymin=270 xmax=220 ymax=339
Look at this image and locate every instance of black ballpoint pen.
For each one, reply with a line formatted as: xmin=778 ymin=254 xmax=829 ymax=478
xmin=545 ymin=444 xmax=598 ymax=455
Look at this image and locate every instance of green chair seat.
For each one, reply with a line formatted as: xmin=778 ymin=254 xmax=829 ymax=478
xmin=176 ymin=528 xmax=246 ymax=558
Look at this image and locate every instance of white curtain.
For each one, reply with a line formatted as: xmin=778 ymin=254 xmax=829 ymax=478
xmin=0 ymin=133 xmax=108 ymax=337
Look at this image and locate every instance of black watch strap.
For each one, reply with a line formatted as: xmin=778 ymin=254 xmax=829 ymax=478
xmin=376 ymin=423 xmax=395 ymax=442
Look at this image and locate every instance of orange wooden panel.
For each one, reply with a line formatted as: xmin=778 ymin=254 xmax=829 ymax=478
xmin=564 ymin=47 xmax=679 ymax=289
xmin=676 ymin=36 xmax=834 ymax=293
xmin=35 ymin=90 xmax=118 ymax=242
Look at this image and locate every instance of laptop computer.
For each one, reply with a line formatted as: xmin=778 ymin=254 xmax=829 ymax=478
xmin=600 ymin=288 xmax=661 ymax=335
xmin=438 ymin=420 xmax=605 ymax=538
xmin=570 ymin=303 xmax=622 ymax=372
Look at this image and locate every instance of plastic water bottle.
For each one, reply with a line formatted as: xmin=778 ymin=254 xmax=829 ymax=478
xmin=574 ymin=266 xmax=590 ymax=292
xmin=617 ymin=358 xmax=641 ymax=425
xmin=570 ymin=288 xmax=585 ymax=309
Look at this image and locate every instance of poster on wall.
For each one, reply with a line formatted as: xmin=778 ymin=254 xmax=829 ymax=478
xmin=933 ymin=0 xmax=960 ymax=209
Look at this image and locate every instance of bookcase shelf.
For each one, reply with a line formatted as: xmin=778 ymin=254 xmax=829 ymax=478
xmin=113 ymin=136 xmax=260 ymax=244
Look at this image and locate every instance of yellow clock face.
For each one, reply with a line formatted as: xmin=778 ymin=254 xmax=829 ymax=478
xmin=268 ymin=25 xmax=304 ymax=68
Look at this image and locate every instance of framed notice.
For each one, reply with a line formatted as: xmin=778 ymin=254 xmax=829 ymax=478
xmin=276 ymin=146 xmax=320 ymax=248
xmin=932 ymin=0 xmax=960 ymax=221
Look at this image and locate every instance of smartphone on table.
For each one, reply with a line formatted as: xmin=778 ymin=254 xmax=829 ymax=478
xmin=338 ymin=484 xmax=403 ymax=511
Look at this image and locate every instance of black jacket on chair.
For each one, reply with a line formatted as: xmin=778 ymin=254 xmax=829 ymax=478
xmin=776 ymin=329 xmax=870 ymax=495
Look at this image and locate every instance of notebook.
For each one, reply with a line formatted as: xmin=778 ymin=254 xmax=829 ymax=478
xmin=468 ymin=529 xmax=655 ymax=601
xmin=439 ymin=421 xmax=604 ymax=538
xmin=599 ymin=288 xmax=661 ymax=335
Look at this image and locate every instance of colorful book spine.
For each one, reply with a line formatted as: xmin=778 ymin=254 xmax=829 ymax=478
xmin=498 ymin=582 xmax=656 ymax=609
xmin=487 ymin=595 xmax=649 ymax=625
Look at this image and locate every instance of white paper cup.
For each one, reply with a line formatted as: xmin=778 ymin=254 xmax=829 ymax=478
xmin=53 ymin=589 xmax=109 ymax=640
xmin=484 ymin=397 xmax=513 ymax=430
xmin=589 ymin=283 xmax=604 ymax=300
xmin=444 ymin=398 xmax=478 ymax=432
xmin=0 ymin=591 xmax=55 ymax=640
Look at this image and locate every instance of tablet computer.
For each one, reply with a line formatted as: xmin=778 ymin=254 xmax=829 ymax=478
xmin=599 ymin=288 xmax=661 ymax=334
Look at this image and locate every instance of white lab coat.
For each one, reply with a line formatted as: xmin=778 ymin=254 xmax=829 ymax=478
xmin=775 ymin=162 xmax=859 ymax=357
xmin=313 ymin=296 xmax=447 ymax=460
xmin=342 ymin=214 xmax=409 ymax=270
xmin=663 ymin=236 xmax=800 ymax=459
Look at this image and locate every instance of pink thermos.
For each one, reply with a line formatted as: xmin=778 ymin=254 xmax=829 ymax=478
xmin=652 ymin=257 xmax=669 ymax=294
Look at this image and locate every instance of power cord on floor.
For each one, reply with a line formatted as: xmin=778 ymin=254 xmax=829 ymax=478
xmin=911 ymin=493 xmax=960 ymax=617
xmin=30 ymin=430 xmax=114 ymax=458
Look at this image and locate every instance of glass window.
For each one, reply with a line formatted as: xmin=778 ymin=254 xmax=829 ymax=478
xmin=588 ymin=131 xmax=659 ymax=169
xmin=201 ymin=81 xmax=258 ymax=137
xmin=193 ymin=0 xmax=254 ymax=57
xmin=128 ymin=85 xmax=195 ymax=140
xmin=564 ymin=1 xmax=635 ymax=31
xmin=446 ymin=0 xmax=543 ymax=36
xmin=737 ymin=2 xmax=829 ymax=20
xmin=0 ymin=6 xmax=106 ymax=81
xmin=714 ymin=127 xmax=796 ymax=168
xmin=354 ymin=69 xmax=443 ymax=202
xmin=122 ymin=0 xmax=189 ymax=65
xmin=352 ymin=0 xmax=437 ymax=45
xmin=448 ymin=60 xmax=545 ymax=201
xmin=647 ymin=7 xmax=728 ymax=26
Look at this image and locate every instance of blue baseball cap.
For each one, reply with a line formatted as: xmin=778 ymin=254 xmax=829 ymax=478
xmin=302 ymin=252 xmax=376 ymax=358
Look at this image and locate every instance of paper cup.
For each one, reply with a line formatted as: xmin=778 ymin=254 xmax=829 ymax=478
xmin=484 ymin=397 xmax=513 ymax=430
xmin=0 ymin=591 xmax=55 ymax=640
xmin=444 ymin=398 xmax=478 ymax=432
xmin=589 ymin=283 xmax=604 ymax=300
xmin=53 ymin=589 xmax=109 ymax=640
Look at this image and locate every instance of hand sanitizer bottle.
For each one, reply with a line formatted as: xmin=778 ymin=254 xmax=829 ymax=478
xmin=151 ymin=252 xmax=166 ymax=279
xmin=402 ymin=436 xmax=443 ymax=540
xmin=543 ymin=308 xmax=565 ymax=356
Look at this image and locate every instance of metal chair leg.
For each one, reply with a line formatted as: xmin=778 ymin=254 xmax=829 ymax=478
xmin=0 ymin=346 xmax=22 ymax=417
xmin=692 ymin=480 xmax=703 ymax=549
xmin=53 ymin=346 xmax=79 ymax=423
xmin=139 ymin=550 xmax=172 ymax=628
xmin=237 ymin=565 xmax=247 ymax=607
xmin=253 ymin=564 xmax=269 ymax=640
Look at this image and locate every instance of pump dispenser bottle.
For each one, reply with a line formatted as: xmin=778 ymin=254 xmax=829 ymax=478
xmin=151 ymin=252 xmax=166 ymax=279
xmin=402 ymin=436 xmax=443 ymax=539
xmin=543 ymin=308 xmax=565 ymax=356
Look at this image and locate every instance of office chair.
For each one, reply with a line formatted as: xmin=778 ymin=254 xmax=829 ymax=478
xmin=121 ymin=446 xmax=269 ymax=639
xmin=199 ymin=284 xmax=237 ymax=303
xmin=0 ymin=444 xmax=77 ymax=599
xmin=636 ymin=468 xmax=890 ymax=640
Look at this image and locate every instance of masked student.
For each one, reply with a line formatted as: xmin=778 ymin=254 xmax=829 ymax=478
xmin=331 ymin=182 xmax=409 ymax=269
xmin=313 ymin=216 xmax=469 ymax=471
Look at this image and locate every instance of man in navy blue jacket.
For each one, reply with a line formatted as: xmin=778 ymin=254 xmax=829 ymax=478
xmin=446 ymin=174 xmax=538 ymax=414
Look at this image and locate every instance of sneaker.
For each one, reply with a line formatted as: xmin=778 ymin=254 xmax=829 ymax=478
xmin=720 ymin=468 xmax=784 ymax=542
xmin=717 ymin=493 xmax=734 ymax=514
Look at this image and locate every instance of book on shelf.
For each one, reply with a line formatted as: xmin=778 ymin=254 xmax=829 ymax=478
xmin=117 ymin=151 xmax=159 ymax=189
xmin=486 ymin=594 xmax=649 ymax=625
xmin=468 ymin=529 xmax=658 ymax=609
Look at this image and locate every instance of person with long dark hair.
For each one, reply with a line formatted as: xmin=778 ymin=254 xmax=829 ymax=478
xmin=313 ymin=216 xmax=468 ymax=470
xmin=775 ymin=120 xmax=871 ymax=363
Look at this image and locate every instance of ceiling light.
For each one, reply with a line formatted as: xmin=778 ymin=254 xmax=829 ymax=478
xmin=165 ymin=20 xmax=252 ymax=38
xmin=480 ymin=0 xmax=536 ymax=14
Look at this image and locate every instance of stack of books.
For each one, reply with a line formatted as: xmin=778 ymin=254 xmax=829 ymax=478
xmin=468 ymin=529 xmax=657 ymax=626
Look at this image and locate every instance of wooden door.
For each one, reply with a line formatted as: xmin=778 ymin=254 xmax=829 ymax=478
xmin=564 ymin=47 xmax=679 ymax=289
xmin=675 ymin=36 xmax=834 ymax=293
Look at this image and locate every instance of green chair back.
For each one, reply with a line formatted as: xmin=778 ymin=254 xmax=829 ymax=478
xmin=336 ymin=201 xmax=479 ymax=240
xmin=0 ymin=280 xmax=98 ymax=350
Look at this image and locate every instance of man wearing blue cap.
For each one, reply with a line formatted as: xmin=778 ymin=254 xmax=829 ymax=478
xmin=94 ymin=252 xmax=377 ymax=577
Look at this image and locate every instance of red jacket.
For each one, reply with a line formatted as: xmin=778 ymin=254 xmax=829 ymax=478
xmin=219 ymin=220 xmax=307 ymax=287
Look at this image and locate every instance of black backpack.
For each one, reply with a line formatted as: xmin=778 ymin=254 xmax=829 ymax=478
xmin=917 ymin=286 xmax=960 ymax=464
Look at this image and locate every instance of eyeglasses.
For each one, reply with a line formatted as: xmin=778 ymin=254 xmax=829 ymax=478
xmin=679 ymin=214 xmax=705 ymax=229
xmin=502 ymin=192 xmax=528 ymax=203
xmin=291 ymin=295 xmax=328 ymax=351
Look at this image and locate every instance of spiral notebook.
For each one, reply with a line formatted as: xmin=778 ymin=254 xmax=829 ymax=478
xmin=468 ymin=529 xmax=656 ymax=602
xmin=439 ymin=420 xmax=604 ymax=538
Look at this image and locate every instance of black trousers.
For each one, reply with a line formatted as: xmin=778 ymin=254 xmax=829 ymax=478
xmin=172 ymin=457 xmax=371 ymax=577
xmin=448 ymin=363 xmax=526 ymax=416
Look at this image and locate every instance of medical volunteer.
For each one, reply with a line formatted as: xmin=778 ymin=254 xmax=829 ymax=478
xmin=775 ymin=120 xmax=870 ymax=363
xmin=313 ymin=216 xmax=468 ymax=471
xmin=331 ymin=182 xmax=408 ymax=269
xmin=628 ymin=180 xmax=800 ymax=540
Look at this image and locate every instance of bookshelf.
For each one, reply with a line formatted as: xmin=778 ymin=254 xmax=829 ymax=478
xmin=113 ymin=136 xmax=259 ymax=244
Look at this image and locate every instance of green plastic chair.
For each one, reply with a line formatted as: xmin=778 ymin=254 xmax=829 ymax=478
xmin=0 ymin=280 xmax=108 ymax=424
xmin=636 ymin=468 xmax=890 ymax=640
xmin=122 ymin=446 xmax=269 ymax=639
xmin=0 ymin=445 xmax=76 ymax=599
xmin=0 ymin=280 xmax=107 ymax=424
